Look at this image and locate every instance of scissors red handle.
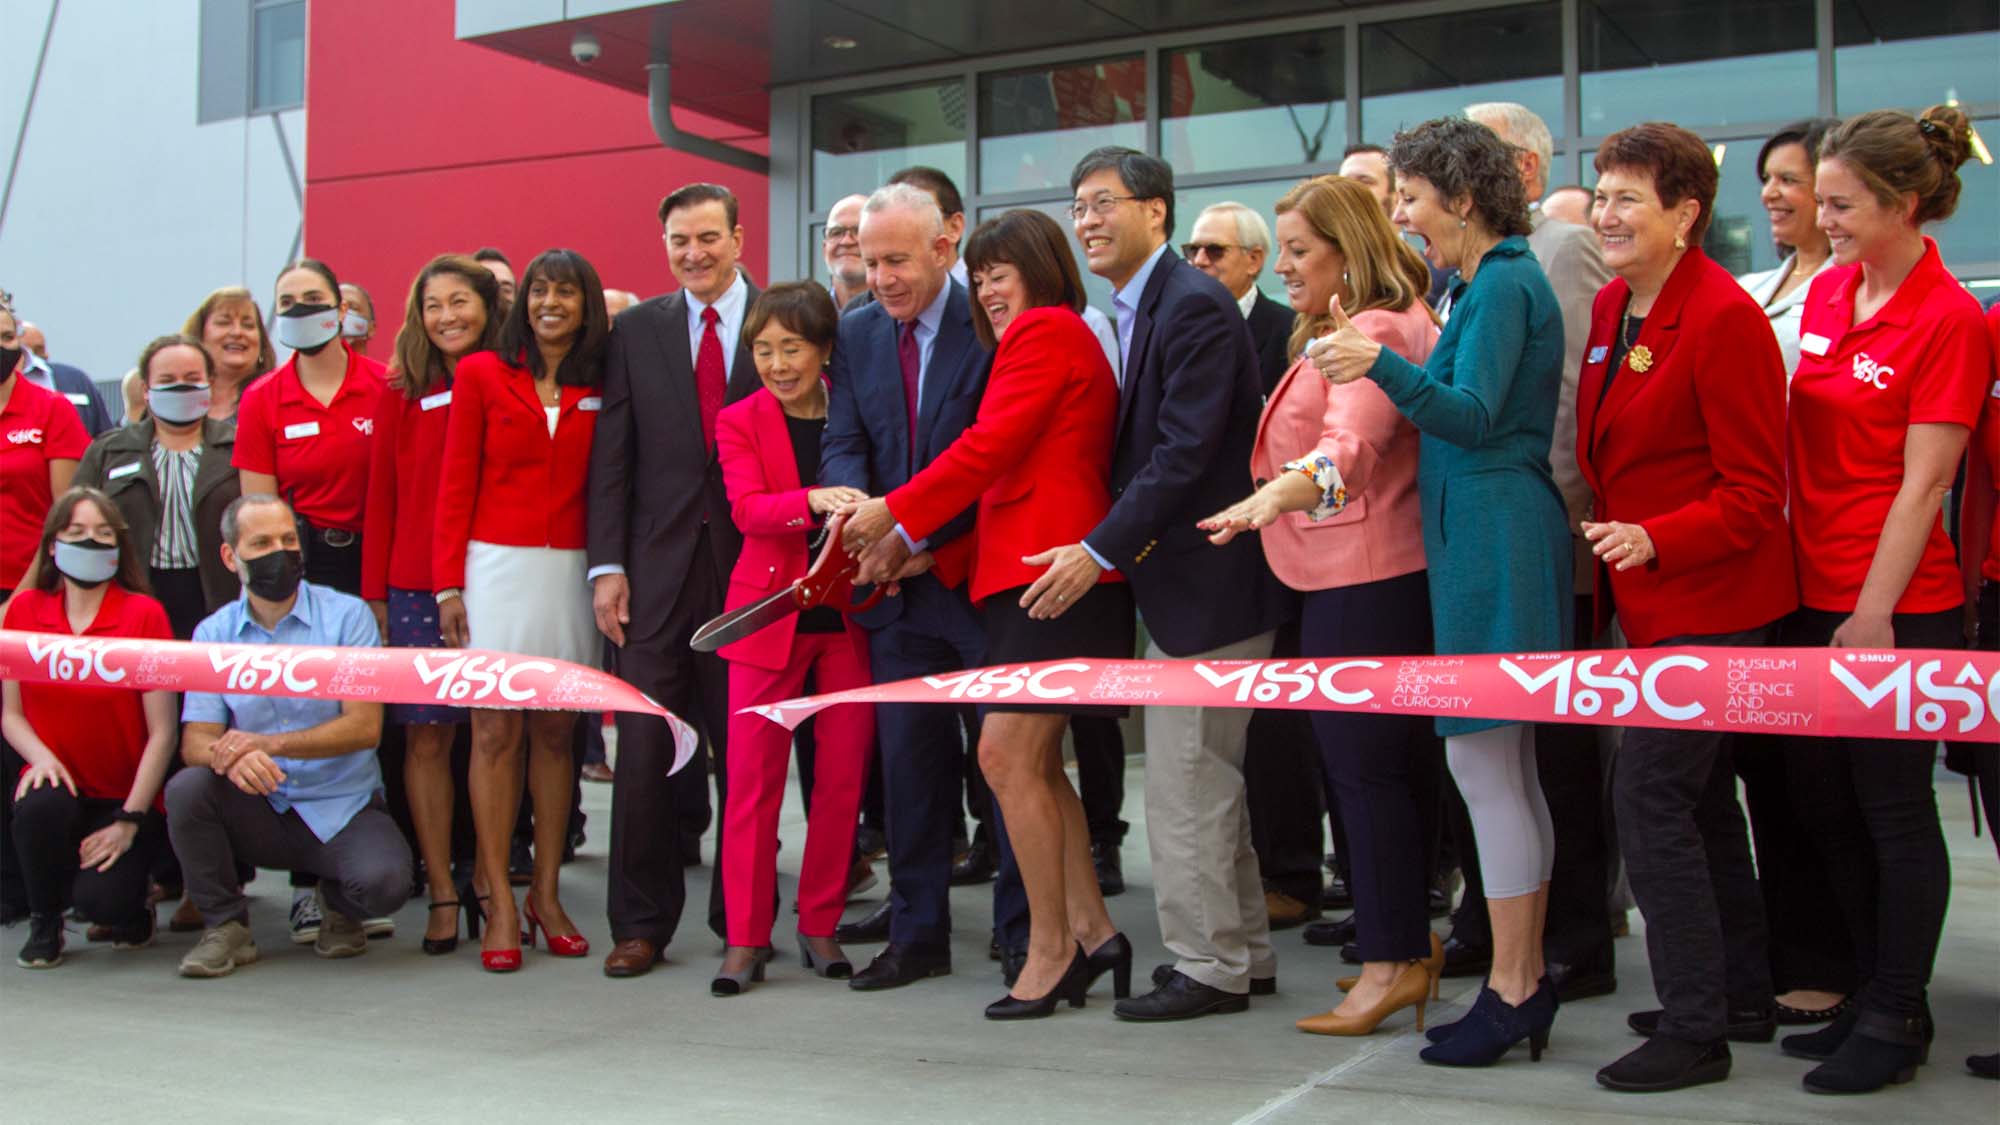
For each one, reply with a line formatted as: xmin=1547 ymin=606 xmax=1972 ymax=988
xmin=795 ymin=511 xmax=887 ymax=616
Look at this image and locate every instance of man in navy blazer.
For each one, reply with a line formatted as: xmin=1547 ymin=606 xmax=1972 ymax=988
xmin=1026 ymin=147 xmax=1293 ymax=1021
xmin=819 ymin=183 xmax=990 ymax=990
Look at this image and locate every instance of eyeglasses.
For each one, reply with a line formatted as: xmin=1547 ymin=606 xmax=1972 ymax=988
xmin=824 ymin=224 xmax=860 ymax=241
xmin=1180 ymin=242 xmax=1240 ymax=261
xmin=1067 ymin=195 xmax=1141 ymax=221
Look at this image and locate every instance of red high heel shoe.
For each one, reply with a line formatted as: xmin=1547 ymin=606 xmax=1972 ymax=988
xmin=525 ymin=903 xmax=589 ymax=958
xmin=478 ymin=894 xmax=521 ymax=972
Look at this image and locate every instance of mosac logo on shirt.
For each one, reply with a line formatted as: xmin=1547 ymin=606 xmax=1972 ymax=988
xmin=1851 ymin=352 xmax=1896 ymax=390
xmin=6 ymin=428 xmax=43 ymax=445
xmin=352 ymin=417 xmax=374 ymax=435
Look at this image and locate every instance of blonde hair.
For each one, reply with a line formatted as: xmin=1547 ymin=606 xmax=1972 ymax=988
xmin=182 ymin=287 xmax=275 ymax=376
xmin=1275 ymin=175 xmax=1437 ymax=358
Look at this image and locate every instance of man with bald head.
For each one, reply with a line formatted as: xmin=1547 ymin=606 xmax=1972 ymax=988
xmin=1460 ymin=99 xmax=1620 ymax=1004
xmin=15 ymin=320 xmax=113 ymax=435
xmin=819 ymin=183 xmax=991 ymax=990
xmin=821 ymin=193 xmax=870 ymax=308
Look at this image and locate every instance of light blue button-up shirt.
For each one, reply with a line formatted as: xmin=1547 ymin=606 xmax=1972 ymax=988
xmin=182 ymin=580 xmax=384 ymax=842
xmin=1109 ymin=242 xmax=1170 ymax=385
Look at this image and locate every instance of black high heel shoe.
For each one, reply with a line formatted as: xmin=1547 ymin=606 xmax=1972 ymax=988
xmin=422 ymin=900 xmax=465 ymax=956
xmin=1083 ymin=932 xmax=1133 ymax=999
xmin=1419 ymin=979 xmax=1556 ymax=1067
xmin=985 ymin=944 xmax=1088 ymax=1020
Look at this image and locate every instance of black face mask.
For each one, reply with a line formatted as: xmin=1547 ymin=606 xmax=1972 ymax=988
xmin=0 ymin=346 xmax=20 ymax=377
xmin=239 ymin=548 xmax=304 ymax=602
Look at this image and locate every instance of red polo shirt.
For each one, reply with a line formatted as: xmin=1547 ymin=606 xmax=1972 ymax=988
xmin=232 ymin=345 xmax=387 ymax=532
xmin=3 ymin=585 xmax=174 ymax=807
xmin=1789 ymin=239 xmax=1996 ymax=613
xmin=362 ymin=379 xmax=454 ymax=598
xmin=0 ymin=378 xmax=90 ymax=588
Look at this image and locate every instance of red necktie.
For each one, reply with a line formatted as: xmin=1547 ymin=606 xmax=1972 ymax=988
xmin=696 ymin=305 xmax=726 ymax=452
xmin=898 ymin=320 xmax=920 ymax=459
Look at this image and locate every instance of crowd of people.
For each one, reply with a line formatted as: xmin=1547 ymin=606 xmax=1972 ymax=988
xmin=1 ymin=97 xmax=1996 ymax=1101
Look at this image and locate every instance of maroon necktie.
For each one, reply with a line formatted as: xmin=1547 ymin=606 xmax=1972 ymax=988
xmin=898 ymin=320 xmax=920 ymax=458
xmin=696 ymin=305 xmax=725 ymax=452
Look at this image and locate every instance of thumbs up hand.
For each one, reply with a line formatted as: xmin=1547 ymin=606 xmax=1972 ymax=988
xmin=1305 ymin=294 xmax=1382 ymax=386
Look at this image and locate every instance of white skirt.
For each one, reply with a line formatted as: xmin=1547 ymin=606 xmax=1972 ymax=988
xmin=464 ymin=541 xmax=596 ymax=667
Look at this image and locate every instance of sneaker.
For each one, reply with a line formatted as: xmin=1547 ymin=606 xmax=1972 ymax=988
xmin=108 ymin=907 xmax=158 ymax=950
xmin=16 ymin=913 xmax=65 ymax=968
xmin=315 ymin=891 xmax=368 ymax=959
xmin=179 ymin=920 xmax=258 ymax=977
xmin=362 ymin=916 xmax=395 ymax=939
xmin=289 ymin=888 xmax=322 ymax=945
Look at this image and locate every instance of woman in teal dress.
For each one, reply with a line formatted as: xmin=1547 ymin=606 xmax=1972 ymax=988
xmin=1313 ymin=114 xmax=1571 ymax=1068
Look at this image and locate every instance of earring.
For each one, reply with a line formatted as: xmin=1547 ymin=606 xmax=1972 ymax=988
xmin=1342 ymin=270 xmax=1351 ymax=287
xmin=1459 ymin=218 xmax=1468 ymax=229
xmin=1674 ymin=234 xmax=1687 ymax=250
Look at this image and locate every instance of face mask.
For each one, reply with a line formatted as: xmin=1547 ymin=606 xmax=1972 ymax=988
xmin=53 ymin=538 xmax=118 ymax=588
xmin=275 ymin=303 xmax=341 ymax=355
xmin=238 ymin=547 xmax=304 ymax=601
xmin=341 ymin=311 xmax=371 ymax=339
xmin=0 ymin=346 xmax=19 ymax=376
xmin=148 ymin=383 xmax=211 ymax=426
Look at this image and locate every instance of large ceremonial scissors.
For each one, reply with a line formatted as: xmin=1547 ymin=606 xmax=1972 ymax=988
xmin=689 ymin=512 xmax=884 ymax=652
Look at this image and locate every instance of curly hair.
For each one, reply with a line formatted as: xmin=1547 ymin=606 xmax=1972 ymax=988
xmin=1386 ymin=116 xmax=1531 ymax=239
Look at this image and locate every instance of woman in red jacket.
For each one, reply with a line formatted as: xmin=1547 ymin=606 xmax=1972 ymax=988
xmin=2 ymin=487 xmax=177 ymax=968
xmin=1574 ymin=124 xmax=1796 ymax=1094
xmin=1780 ymin=106 xmax=1993 ymax=1095
xmin=709 ymin=282 xmax=871 ymax=995
xmin=844 ymin=209 xmax=1134 ymax=1020
xmin=434 ymin=249 xmax=608 ymax=972
xmin=362 ymin=254 xmax=502 ymax=955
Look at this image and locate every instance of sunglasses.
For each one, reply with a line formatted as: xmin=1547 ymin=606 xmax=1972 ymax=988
xmin=1180 ymin=242 xmax=1239 ymax=261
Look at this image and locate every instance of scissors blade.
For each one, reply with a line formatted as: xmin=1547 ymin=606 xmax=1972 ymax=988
xmin=689 ymin=584 xmax=801 ymax=653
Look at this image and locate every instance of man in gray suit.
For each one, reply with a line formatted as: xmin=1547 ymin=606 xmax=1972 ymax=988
xmin=1460 ymin=101 xmax=1622 ymax=1001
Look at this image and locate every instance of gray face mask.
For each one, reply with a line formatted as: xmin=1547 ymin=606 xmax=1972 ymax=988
xmin=52 ymin=539 xmax=118 ymax=588
xmin=341 ymin=311 xmax=371 ymax=339
xmin=275 ymin=303 xmax=341 ymax=354
xmin=148 ymin=382 xmax=211 ymax=426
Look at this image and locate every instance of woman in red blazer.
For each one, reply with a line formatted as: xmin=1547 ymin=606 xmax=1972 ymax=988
xmin=844 ymin=210 xmax=1134 ymax=1020
xmin=710 ymin=282 xmax=872 ymax=996
xmin=433 ymin=249 xmax=608 ymax=973
xmin=1575 ymin=125 xmax=1796 ymax=1094
xmin=361 ymin=253 xmax=501 ymax=955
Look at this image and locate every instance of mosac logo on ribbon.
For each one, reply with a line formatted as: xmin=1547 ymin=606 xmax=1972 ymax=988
xmin=1498 ymin=654 xmax=1707 ymax=721
xmin=1851 ymin=352 xmax=1895 ymax=390
xmin=22 ymin=635 xmax=140 ymax=684
xmin=209 ymin=647 xmax=335 ymax=693
xmin=921 ymin=664 xmax=1092 ymax=700
xmin=412 ymin=652 xmax=558 ymax=704
xmin=1828 ymin=654 xmax=1992 ymax=734
xmin=1194 ymin=660 xmax=1383 ymax=704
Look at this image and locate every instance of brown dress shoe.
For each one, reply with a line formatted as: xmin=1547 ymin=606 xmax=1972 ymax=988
xmin=603 ymin=938 xmax=666 ymax=978
xmin=1264 ymin=889 xmax=1320 ymax=930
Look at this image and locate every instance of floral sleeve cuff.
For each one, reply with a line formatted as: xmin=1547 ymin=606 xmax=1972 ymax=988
xmin=1282 ymin=453 xmax=1348 ymax=521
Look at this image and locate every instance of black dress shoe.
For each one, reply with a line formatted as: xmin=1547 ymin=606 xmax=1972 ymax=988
xmin=986 ymin=944 xmax=1087 ymax=1020
xmin=1596 ymin=1036 xmax=1732 ymax=1093
xmin=1627 ymin=1007 xmax=1776 ymax=1043
xmin=1967 ymin=1052 xmax=1999 ymax=1079
xmin=1150 ymin=962 xmax=1273 ymax=996
xmin=1339 ymin=942 xmax=1361 ymax=965
xmin=950 ymin=839 xmax=996 ymax=885
xmin=1001 ymin=947 xmax=1027 ymax=988
xmin=848 ymin=943 xmax=951 ymax=990
xmin=854 ymin=825 xmax=887 ymax=861
xmin=1301 ymin=914 xmax=1357 ymax=948
xmin=1321 ymin=875 xmax=1353 ymax=911
xmin=1092 ymin=841 xmax=1124 ymax=897
xmin=1115 ymin=970 xmax=1249 ymax=1022
xmin=508 ymin=836 xmax=534 ymax=886
xmin=1547 ymin=953 xmax=1617 ymax=1003
xmin=834 ymin=900 xmax=891 ymax=944
xmin=1439 ymin=933 xmax=1493 ymax=978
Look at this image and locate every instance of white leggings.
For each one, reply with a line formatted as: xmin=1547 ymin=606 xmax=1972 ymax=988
xmin=1446 ymin=723 xmax=1555 ymax=899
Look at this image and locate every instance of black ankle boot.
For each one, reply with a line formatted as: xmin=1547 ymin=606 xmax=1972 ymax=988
xmin=1596 ymin=1035 xmax=1731 ymax=1093
xmin=1803 ymin=1008 xmax=1929 ymax=1094
xmin=1780 ymin=1004 xmax=1860 ymax=1060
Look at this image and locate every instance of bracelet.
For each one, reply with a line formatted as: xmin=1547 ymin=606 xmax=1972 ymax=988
xmin=435 ymin=589 xmax=462 ymax=605
xmin=110 ymin=809 xmax=146 ymax=826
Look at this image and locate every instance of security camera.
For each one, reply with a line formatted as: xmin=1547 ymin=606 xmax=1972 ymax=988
xmin=571 ymin=30 xmax=601 ymax=65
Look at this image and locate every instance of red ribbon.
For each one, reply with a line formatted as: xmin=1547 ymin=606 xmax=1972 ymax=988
xmin=747 ymin=647 xmax=2000 ymax=744
xmin=0 ymin=630 xmax=699 ymax=775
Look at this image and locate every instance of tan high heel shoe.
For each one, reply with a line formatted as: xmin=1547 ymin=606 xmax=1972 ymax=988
xmin=1297 ymin=958 xmax=1433 ymax=1036
xmin=1336 ymin=931 xmax=1444 ymax=995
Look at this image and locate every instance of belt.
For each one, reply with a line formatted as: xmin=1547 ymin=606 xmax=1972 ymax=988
xmin=311 ymin=527 xmax=358 ymax=549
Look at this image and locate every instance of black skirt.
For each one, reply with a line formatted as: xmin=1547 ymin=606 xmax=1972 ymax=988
xmin=980 ymin=581 xmax=1136 ymax=715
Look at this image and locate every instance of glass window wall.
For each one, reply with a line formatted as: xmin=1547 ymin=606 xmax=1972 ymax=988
xmin=980 ymin=56 xmax=1147 ymax=194
xmin=1833 ymin=1 xmax=2000 ymax=112
xmin=1580 ymin=0 xmax=1817 ymax=135
xmin=1360 ymin=3 xmax=1561 ymax=143
xmin=813 ymin=80 xmax=967 ymax=211
xmin=1161 ymin=29 xmax=1346 ymax=176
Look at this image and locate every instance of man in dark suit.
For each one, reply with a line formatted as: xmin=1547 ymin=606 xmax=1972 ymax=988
xmin=819 ymin=183 xmax=990 ymax=990
xmin=588 ymin=182 xmax=761 ymax=978
xmin=1028 ymin=147 xmax=1293 ymax=1021
xmin=1185 ymin=201 xmax=1327 ymax=930
xmin=17 ymin=321 xmax=114 ymax=436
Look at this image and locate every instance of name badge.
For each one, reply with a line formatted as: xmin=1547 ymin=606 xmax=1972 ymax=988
xmin=1799 ymin=332 xmax=1830 ymax=357
xmin=1586 ymin=345 xmax=1608 ymax=365
xmin=283 ymin=421 xmax=321 ymax=440
xmin=420 ymin=390 xmax=452 ymax=412
xmin=578 ymin=396 xmax=603 ymax=412
xmin=108 ymin=461 xmax=143 ymax=480
xmin=65 ymin=393 xmax=90 ymax=406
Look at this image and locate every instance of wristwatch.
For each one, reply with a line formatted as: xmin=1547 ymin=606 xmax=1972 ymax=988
xmin=110 ymin=809 xmax=147 ymax=826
